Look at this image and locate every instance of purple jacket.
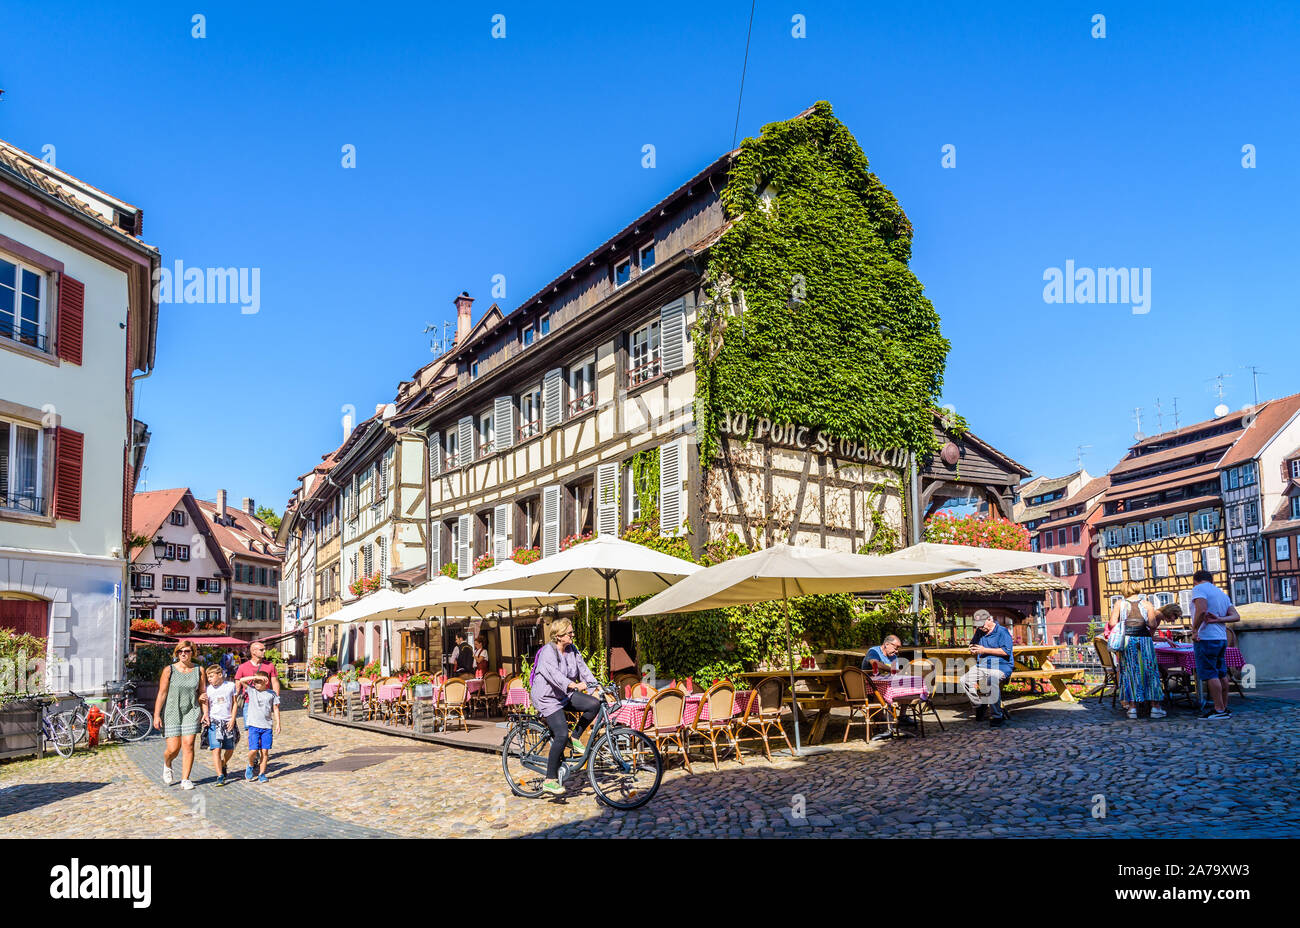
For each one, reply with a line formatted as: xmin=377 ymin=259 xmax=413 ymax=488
xmin=529 ymin=643 xmax=599 ymax=717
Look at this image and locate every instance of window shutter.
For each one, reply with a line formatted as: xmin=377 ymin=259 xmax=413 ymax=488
xmin=378 ymin=536 xmax=388 ymax=581
xmin=428 ymin=431 xmax=441 ymax=478
xmin=379 ymin=456 xmax=389 ymax=497
xmin=55 ymin=275 xmax=85 ymax=365
xmin=52 ymin=427 xmax=84 ymax=521
xmin=542 ymin=485 xmax=561 ymax=557
xmin=457 ymin=417 xmax=474 ymax=466
xmin=458 ymin=514 xmax=472 ymax=575
xmin=659 ymin=438 xmax=684 ymax=536
xmin=494 ymin=503 xmax=510 ymax=560
xmin=350 ymin=473 xmax=359 ymax=518
xmin=596 ymin=462 xmax=620 ymax=536
xmin=494 ymin=396 xmax=515 ymax=452
xmin=543 ymin=368 xmax=564 ymax=429
xmin=349 ymin=553 xmax=357 ymax=583
xmin=659 ymin=298 xmax=687 ymax=372
xmin=363 ymin=544 xmax=373 ymax=577
xmin=430 ymin=523 xmax=441 ymax=572
xmin=1204 ymin=548 xmax=1221 ymax=571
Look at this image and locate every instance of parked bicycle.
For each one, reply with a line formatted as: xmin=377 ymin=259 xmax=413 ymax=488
xmin=31 ymin=695 xmax=77 ymax=758
xmin=60 ymin=682 xmax=153 ymax=747
xmin=501 ymin=681 xmax=662 ymax=808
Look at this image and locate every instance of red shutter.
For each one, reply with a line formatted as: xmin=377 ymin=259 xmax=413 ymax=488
xmin=53 ymin=427 xmax=84 ymax=521
xmin=56 ymin=275 xmax=85 ymax=365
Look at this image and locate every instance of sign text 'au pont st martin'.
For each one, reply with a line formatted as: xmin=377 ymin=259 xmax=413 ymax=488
xmin=717 ymin=410 xmax=908 ymax=469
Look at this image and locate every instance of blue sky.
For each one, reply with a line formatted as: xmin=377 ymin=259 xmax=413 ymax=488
xmin=3 ymin=1 xmax=1297 ymax=512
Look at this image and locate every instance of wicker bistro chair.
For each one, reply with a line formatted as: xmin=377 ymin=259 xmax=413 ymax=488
xmin=438 ymin=678 xmax=469 ymax=732
xmin=1092 ymin=637 xmax=1121 ymax=707
xmin=612 ymin=672 xmax=641 ymax=695
xmin=734 ymin=676 xmax=794 ymax=761
xmin=629 ymin=682 xmax=657 ymax=700
xmin=471 ymin=672 xmax=504 ymax=718
xmin=689 ymin=681 xmax=743 ymax=769
xmin=643 ymin=689 xmax=693 ymax=773
xmin=324 ymin=675 xmax=345 ymax=716
xmin=839 ymin=668 xmax=891 ymax=742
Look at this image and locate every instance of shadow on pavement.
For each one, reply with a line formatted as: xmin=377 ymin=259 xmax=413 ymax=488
xmin=0 ymin=780 xmax=110 ymax=817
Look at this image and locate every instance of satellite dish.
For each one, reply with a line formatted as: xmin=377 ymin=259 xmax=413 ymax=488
xmin=1214 ymin=403 xmax=1230 ymax=418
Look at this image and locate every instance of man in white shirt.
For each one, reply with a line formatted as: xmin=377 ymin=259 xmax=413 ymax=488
xmin=1191 ymin=570 xmax=1240 ymax=720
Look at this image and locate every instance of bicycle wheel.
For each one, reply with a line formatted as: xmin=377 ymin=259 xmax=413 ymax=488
xmin=501 ymin=719 xmax=551 ymax=799
xmin=48 ymin=719 xmax=76 ymax=758
xmin=115 ymin=707 xmax=153 ymax=742
xmin=588 ymin=727 xmax=661 ymax=809
xmin=61 ymin=708 xmax=88 ymax=746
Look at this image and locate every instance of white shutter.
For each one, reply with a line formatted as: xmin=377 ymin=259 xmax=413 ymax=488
xmin=542 ymin=485 xmax=561 ymax=557
xmin=1178 ymin=590 xmax=1193 ymax=614
xmin=1153 ymin=553 xmax=1168 ymax=578
xmin=428 ymin=431 xmax=441 ymax=478
xmin=378 ymin=536 xmax=388 ymax=581
xmin=457 ymin=417 xmax=474 ymax=466
xmin=350 ymin=473 xmax=359 ymax=518
xmin=659 ymin=438 xmax=684 ymax=536
xmin=1204 ymin=547 xmax=1221 ymax=571
xmin=596 ymin=462 xmax=620 ymax=536
xmin=379 ymin=455 xmax=389 ymax=497
xmin=494 ymin=396 xmax=515 ymax=451
xmin=430 ymin=523 xmax=441 ymax=572
xmin=458 ymin=514 xmax=472 ymax=576
xmin=363 ymin=543 xmax=373 ymax=577
xmin=660 ymin=298 xmax=688 ymax=372
xmin=494 ymin=503 xmax=510 ymax=560
xmin=543 ymin=368 xmax=564 ymax=429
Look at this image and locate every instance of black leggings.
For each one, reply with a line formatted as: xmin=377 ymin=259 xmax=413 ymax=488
xmin=544 ymin=691 xmax=600 ymax=778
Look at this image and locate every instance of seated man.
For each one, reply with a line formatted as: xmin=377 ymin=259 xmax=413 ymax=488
xmin=960 ymin=610 xmax=1014 ymax=727
xmin=860 ymin=635 xmax=903 ymax=675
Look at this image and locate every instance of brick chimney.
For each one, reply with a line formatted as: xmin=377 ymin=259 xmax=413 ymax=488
xmin=454 ymin=291 xmax=474 ymax=345
xmin=216 ymin=489 xmax=227 ymax=520
xmin=243 ymin=497 xmax=255 ymax=516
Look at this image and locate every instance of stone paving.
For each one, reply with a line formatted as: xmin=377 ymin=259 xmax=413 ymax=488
xmin=3 ymin=687 xmax=1299 ymax=838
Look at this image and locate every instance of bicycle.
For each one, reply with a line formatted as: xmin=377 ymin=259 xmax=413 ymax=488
xmin=61 ymin=682 xmax=153 ymax=747
xmin=501 ymin=682 xmax=662 ymax=809
xmin=30 ymin=695 xmax=77 ymax=758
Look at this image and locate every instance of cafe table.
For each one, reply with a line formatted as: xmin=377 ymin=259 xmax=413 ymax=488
xmin=1154 ymin=642 xmax=1246 ymax=705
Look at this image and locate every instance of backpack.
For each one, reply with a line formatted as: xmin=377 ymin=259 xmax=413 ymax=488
xmin=527 ymin=645 xmax=546 ymax=691
xmin=1108 ymin=598 xmax=1150 ymax=651
xmin=457 ymin=645 xmax=475 ymax=673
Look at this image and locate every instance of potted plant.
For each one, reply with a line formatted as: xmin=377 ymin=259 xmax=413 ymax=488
xmin=440 ymin=562 xmax=459 ymax=579
xmin=512 ymin=546 xmax=541 ymax=565
xmin=473 ymin=552 xmax=495 ymax=573
xmin=560 ymin=531 xmax=594 ymax=551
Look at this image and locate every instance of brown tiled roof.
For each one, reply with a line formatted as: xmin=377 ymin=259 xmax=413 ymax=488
xmin=1017 ymin=470 xmax=1086 ymax=522
xmin=194 ymin=499 xmax=283 ymax=564
xmin=1263 ymin=517 xmax=1300 ymax=537
xmin=1109 ymin=429 xmax=1242 ymax=477
xmin=1094 ymin=494 xmax=1220 ymax=528
xmin=0 ymin=140 xmax=152 ymax=247
xmin=934 ymin=567 xmax=1069 ymax=594
xmin=1105 ymin=462 xmax=1219 ymax=498
xmin=1219 ymin=393 xmax=1300 ymax=468
xmin=1062 ymin=475 xmax=1110 ymax=508
xmin=130 ymin=488 xmax=188 ymax=561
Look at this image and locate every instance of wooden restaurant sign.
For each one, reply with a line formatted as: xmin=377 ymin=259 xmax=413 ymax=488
xmin=717 ymin=409 xmax=909 ymax=469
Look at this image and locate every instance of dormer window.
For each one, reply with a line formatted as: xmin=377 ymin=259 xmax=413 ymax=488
xmin=614 ymin=258 xmax=631 ymax=288
xmin=523 ymin=325 xmax=535 ymax=348
xmin=538 ymin=313 xmax=550 ymax=337
xmin=639 ymin=242 xmax=656 ymax=272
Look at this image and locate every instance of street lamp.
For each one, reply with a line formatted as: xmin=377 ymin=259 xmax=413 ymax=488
xmin=152 ymin=536 xmax=168 ymax=560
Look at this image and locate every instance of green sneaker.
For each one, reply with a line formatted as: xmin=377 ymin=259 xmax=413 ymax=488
xmin=541 ymin=779 xmax=564 ymax=796
xmin=569 ymin=737 xmax=585 ymax=756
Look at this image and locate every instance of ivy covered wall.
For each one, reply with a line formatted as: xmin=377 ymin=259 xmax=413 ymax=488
xmin=695 ymin=101 xmax=952 ymax=465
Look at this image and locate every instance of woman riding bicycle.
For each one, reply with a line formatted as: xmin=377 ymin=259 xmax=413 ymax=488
xmin=530 ymin=618 xmax=608 ymax=796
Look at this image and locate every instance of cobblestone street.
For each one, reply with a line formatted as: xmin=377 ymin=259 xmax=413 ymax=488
xmin=4 ymin=690 xmax=1299 ymax=839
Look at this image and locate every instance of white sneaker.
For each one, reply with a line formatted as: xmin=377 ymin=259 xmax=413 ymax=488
xmin=180 ymin=779 xmax=194 ymax=790
xmin=162 ymin=766 xmax=174 ymax=785
xmin=1126 ymin=708 xmax=1137 ymax=719
xmin=1150 ymin=707 xmax=1167 ymax=718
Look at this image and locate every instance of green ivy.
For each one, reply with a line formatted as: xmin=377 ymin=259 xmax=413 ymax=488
xmin=696 ymin=101 xmax=952 ymax=465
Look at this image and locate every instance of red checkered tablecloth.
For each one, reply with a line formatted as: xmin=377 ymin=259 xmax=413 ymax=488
xmin=870 ymin=674 xmax=926 ymax=703
xmin=504 ymin=687 xmax=531 ymax=708
xmin=612 ymin=691 xmax=753 ymax=729
xmin=1155 ymin=645 xmax=1243 ymax=674
xmin=376 ymin=684 xmax=403 ymax=701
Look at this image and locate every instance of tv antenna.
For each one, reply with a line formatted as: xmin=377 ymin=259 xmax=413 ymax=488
xmin=1207 ymin=373 xmax=1231 ymax=401
xmin=423 ymin=320 xmax=454 ymax=355
xmin=1074 ymin=444 xmax=1092 ymax=470
xmin=1171 ymin=397 xmax=1181 ymax=429
xmin=1154 ymin=397 xmax=1164 ymax=431
xmin=1132 ymin=407 xmax=1144 ymax=442
xmin=1241 ymin=365 xmax=1267 ymax=406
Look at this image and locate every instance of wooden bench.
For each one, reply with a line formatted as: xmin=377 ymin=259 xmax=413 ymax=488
xmin=931 ymin=667 xmax=1083 ymax=702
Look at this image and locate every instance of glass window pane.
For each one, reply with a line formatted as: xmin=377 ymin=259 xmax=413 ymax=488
xmin=21 ymin=269 xmax=40 ymax=298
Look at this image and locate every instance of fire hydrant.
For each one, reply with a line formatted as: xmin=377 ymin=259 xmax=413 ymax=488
xmin=85 ymin=706 xmax=106 ymax=748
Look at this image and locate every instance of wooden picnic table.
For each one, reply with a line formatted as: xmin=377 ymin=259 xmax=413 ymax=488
xmin=922 ymin=644 xmax=1082 ymax=703
xmin=737 ymin=669 xmax=854 ymax=745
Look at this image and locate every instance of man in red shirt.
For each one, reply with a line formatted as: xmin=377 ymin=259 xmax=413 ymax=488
xmin=234 ymin=641 xmax=280 ymax=700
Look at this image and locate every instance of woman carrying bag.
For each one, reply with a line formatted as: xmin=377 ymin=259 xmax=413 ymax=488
xmin=1110 ymin=580 xmax=1166 ymax=720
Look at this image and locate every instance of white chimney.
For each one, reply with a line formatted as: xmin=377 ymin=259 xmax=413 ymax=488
xmin=217 ymin=489 xmax=227 ymax=519
xmin=342 ymin=409 xmax=354 ymax=442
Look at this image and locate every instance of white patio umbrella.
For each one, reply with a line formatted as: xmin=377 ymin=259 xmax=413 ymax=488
xmin=462 ymin=535 xmax=702 ymax=670
xmin=389 ymin=574 xmax=571 ymax=675
xmin=884 ymin=542 xmax=1074 ymax=581
xmin=622 ymin=543 xmax=966 ymax=754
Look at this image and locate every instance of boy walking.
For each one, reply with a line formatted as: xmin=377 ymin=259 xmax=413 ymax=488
xmin=243 ymin=673 xmax=281 ymax=782
xmin=201 ymin=664 xmax=239 ymax=786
